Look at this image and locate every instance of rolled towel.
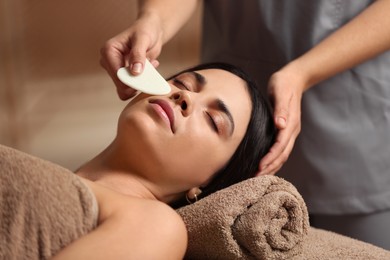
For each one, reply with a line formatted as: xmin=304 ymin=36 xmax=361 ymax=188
xmin=177 ymin=175 xmax=309 ymax=260
xmin=295 ymin=227 xmax=390 ymax=260
xmin=0 ymin=145 xmax=98 ymax=259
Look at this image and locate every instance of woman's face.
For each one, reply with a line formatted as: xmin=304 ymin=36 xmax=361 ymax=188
xmin=115 ymin=68 xmax=252 ymax=195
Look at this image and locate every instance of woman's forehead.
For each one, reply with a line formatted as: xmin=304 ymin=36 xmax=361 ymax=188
xmin=195 ymin=69 xmax=249 ymax=95
xmin=197 ymin=69 xmax=252 ymax=128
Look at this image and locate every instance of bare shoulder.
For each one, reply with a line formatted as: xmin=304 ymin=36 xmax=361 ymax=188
xmin=53 ymin=196 xmax=187 ymax=259
xmin=80 ymin=179 xmax=187 ymax=259
xmin=109 ymin=197 xmax=188 ymax=259
xmin=130 ymin=197 xmax=188 ymax=239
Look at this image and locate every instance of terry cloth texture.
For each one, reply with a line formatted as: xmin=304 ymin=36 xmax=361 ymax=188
xmin=0 ymin=144 xmax=98 ymax=260
xmin=177 ymin=176 xmax=309 ymax=260
xmin=177 ymin=175 xmax=390 ymax=260
xmin=1 ymin=144 xmax=389 ymax=259
xmin=296 ymin=227 xmax=390 ymax=260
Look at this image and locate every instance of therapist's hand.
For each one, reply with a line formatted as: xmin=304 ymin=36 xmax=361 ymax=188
xmin=258 ymin=65 xmax=305 ymax=175
xmin=100 ymin=14 xmax=163 ymax=100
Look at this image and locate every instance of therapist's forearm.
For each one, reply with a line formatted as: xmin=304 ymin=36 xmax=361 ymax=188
xmin=289 ymin=0 xmax=390 ymax=91
xmin=138 ymin=0 xmax=198 ymax=44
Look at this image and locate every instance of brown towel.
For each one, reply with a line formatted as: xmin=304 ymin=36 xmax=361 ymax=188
xmin=3 ymin=144 xmax=389 ymax=259
xmin=0 ymin=145 xmax=98 ymax=259
xmin=294 ymin=227 xmax=390 ymax=260
xmin=177 ymin=175 xmax=309 ymax=260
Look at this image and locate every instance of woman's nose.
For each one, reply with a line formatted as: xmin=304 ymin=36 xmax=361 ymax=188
xmin=171 ymin=91 xmax=193 ymax=116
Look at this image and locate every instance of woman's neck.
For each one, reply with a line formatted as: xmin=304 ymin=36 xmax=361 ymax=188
xmin=75 ymin=148 xmax=157 ymax=201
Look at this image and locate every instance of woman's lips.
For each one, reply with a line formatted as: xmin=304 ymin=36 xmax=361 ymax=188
xmin=149 ymin=99 xmax=175 ymax=133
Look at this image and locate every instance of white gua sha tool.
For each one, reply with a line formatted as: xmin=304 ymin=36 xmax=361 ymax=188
xmin=117 ymin=60 xmax=171 ymax=95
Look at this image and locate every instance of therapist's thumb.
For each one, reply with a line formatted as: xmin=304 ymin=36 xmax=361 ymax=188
xmin=272 ymin=96 xmax=288 ymax=130
xmin=128 ymin=38 xmax=149 ymax=75
xmin=129 ymin=48 xmax=146 ymax=75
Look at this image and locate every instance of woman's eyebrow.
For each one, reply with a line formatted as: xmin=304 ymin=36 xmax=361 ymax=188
xmin=216 ymin=99 xmax=235 ymax=136
xmin=190 ymin=71 xmax=206 ymax=87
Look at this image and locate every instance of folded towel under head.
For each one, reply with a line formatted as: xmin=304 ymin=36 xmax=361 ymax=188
xmin=177 ymin=175 xmax=309 ymax=260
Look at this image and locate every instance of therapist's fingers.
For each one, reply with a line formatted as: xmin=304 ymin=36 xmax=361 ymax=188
xmin=258 ymin=70 xmax=303 ymax=175
xmin=258 ymin=100 xmax=301 ymax=175
xmin=258 ymin=126 xmax=298 ymax=175
xmin=150 ymin=59 xmax=160 ymax=68
xmin=128 ymin=37 xmax=162 ymax=75
xmin=100 ymin=37 xmax=137 ymax=100
xmin=127 ymin=17 xmax=163 ymax=75
xmin=100 ymin=19 xmax=163 ymax=100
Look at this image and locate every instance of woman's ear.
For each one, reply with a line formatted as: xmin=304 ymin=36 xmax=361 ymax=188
xmin=186 ymin=187 xmax=202 ymax=204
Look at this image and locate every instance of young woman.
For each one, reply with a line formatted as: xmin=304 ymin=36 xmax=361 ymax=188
xmin=101 ymin=1 xmax=390 ymax=249
xmin=2 ymin=63 xmax=275 ymax=259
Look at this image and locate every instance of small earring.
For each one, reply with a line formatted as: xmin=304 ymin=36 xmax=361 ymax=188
xmin=186 ymin=188 xmax=202 ymax=204
xmin=186 ymin=193 xmax=198 ymax=204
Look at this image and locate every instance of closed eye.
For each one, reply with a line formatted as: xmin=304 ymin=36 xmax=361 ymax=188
xmin=206 ymin=112 xmax=219 ymax=133
xmin=173 ymin=78 xmax=190 ymax=91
